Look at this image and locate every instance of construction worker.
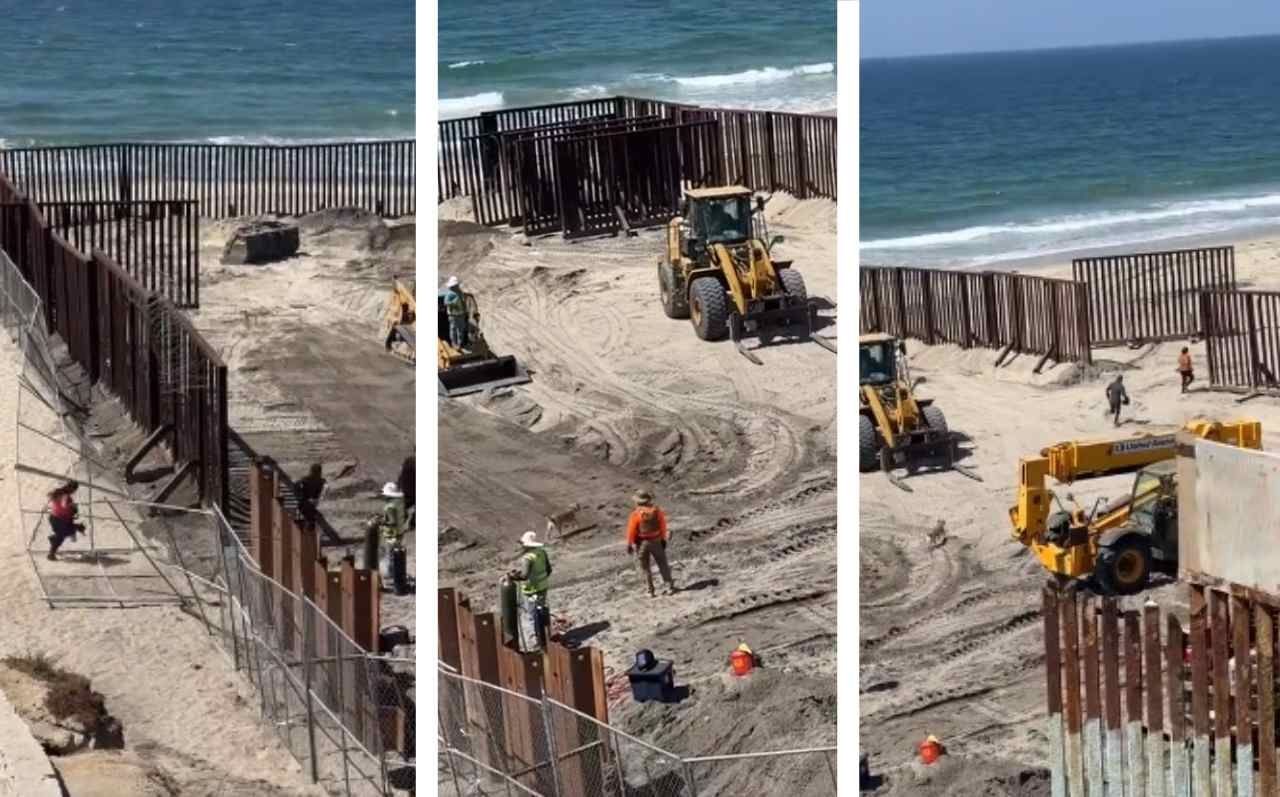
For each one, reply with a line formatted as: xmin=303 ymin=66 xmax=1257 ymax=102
xmin=1106 ymin=374 xmax=1130 ymax=427
xmin=373 ymin=481 xmax=409 ymax=593
xmin=1177 ymin=347 xmax=1194 ymax=394
xmin=626 ymin=491 xmax=676 ymax=597
xmin=296 ymin=463 xmax=326 ymax=517
xmin=510 ymin=531 xmax=552 ymax=649
xmin=397 ymin=455 xmax=415 ymax=532
xmin=441 ymin=275 xmax=468 ymax=350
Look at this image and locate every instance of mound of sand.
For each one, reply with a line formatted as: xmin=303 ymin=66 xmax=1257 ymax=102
xmin=866 ymin=755 xmax=1050 ymax=796
xmin=439 ymin=196 xmax=476 ymax=222
xmin=764 ymin=193 xmax=836 ymax=236
xmin=54 ymin=751 xmax=176 ymax=797
xmin=906 ymin=343 xmax=1089 ymax=389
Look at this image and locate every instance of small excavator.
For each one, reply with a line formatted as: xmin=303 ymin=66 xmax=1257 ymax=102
xmin=1009 ymin=418 xmax=1262 ymax=595
xmin=659 ymin=186 xmax=835 ymax=365
xmin=436 ymin=288 xmax=530 ymax=397
xmin=859 ymin=332 xmax=980 ymax=491
xmin=381 ymin=278 xmax=417 ymax=363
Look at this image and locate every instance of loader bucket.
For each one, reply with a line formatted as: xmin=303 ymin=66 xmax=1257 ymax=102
xmin=438 ymin=355 xmax=531 ymax=397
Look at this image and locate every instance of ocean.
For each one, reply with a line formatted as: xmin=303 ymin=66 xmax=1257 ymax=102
xmin=861 ymin=36 xmax=1280 ymax=269
xmin=0 ymin=0 xmax=414 ymax=147
xmin=438 ymin=0 xmax=836 ymax=120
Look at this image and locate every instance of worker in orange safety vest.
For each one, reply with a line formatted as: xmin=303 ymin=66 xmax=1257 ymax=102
xmin=626 ymin=490 xmax=677 ymax=597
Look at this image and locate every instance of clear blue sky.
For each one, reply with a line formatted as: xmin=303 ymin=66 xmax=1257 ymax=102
xmin=862 ymin=1 xmax=1280 ymax=59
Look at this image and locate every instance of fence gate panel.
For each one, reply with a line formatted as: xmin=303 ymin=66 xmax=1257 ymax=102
xmin=1073 ymin=247 xmax=1236 ymax=346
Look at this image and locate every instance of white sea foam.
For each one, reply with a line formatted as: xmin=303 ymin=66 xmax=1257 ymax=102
xmin=566 ymin=84 xmax=608 ymax=99
xmin=862 ymin=190 xmax=1280 ymax=267
xmin=656 ymin=62 xmax=834 ymax=89
xmin=199 ymin=134 xmax=407 ymax=145
xmin=448 ymin=60 xmax=486 ymax=69
xmin=439 ymin=91 xmax=504 ymax=118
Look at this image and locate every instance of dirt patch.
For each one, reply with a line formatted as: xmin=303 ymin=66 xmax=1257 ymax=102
xmin=438 ymin=198 xmax=837 ymax=789
xmin=865 ymin=755 xmax=1051 ymax=796
xmin=859 ymin=234 xmax=1280 ymax=783
xmin=0 ymin=655 xmax=123 ymax=755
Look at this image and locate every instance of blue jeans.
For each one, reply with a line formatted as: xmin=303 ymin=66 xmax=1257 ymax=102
xmin=449 ymin=315 xmax=468 ymax=349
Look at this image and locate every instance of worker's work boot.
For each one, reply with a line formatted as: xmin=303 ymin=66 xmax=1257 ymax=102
xmin=665 ymin=584 xmax=677 ymax=596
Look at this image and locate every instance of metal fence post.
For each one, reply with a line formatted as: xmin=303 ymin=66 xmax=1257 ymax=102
xmin=303 ymin=604 xmax=319 ymax=784
xmin=684 ymin=760 xmax=698 ymax=796
xmin=610 ymin=726 xmax=627 ymax=797
xmin=439 ymin=708 xmax=464 ymax=796
xmin=539 ymin=697 xmax=564 ymax=797
xmin=335 ymin=640 xmax=352 ymax=795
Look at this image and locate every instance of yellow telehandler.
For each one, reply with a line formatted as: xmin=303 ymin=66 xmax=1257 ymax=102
xmin=659 ymin=186 xmax=835 ymax=365
xmin=1009 ymin=419 xmax=1262 ymax=595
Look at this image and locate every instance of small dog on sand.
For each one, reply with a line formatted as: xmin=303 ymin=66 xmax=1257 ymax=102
xmin=545 ymin=503 xmax=582 ymax=541
xmin=926 ymin=519 xmax=947 ymax=549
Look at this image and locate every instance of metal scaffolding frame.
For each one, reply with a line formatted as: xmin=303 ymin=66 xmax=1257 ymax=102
xmin=1 ymin=246 xmax=196 ymax=609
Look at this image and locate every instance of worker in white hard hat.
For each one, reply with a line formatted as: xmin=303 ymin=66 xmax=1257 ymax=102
xmin=440 ymin=274 xmax=468 ymax=349
xmin=509 ymin=530 xmax=553 ymax=649
xmin=379 ymin=481 xmax=407 ymax=546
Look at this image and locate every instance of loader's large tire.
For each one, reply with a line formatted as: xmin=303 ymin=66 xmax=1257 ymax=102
xmin=921 ymin=405 xmax=948 ymax=434
xmin=859 ymin=414 xmax=880 ymax=473
xmin=1095 ymin=536 xmax=1152 ymax=596
xmin=690 ymin=277 xmax=728 ymax=341
xmin=659 ymin=261 xmax=689 ymax=319
xmin=778 ymin=268 xmax=808 ymax=303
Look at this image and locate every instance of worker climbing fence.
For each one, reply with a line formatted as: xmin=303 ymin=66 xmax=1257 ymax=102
xmin=859 ymin=265 xmax=1092 ymax=366
xmin=0 ymin=140 xmax=415 ymax=219
xmin=1200 ymin=288 xmax=1280 ymax=393
xmin=1073 ymin=246 xmax=1236 ymax=346
xmin=1043 ymin=581 xmax=1280 ymax=797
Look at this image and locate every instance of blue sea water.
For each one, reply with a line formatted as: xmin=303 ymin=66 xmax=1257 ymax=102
xmin=438 ymin=0 xmax=837 ymax=119
xmin=862 ymin=36 xmax=1280 ymax=268
xmin=0 ymin=0 xmax=414 ymax=146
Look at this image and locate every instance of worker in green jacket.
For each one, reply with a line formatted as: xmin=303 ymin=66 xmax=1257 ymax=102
xmin=379 ymin=481 xmax=407 ymax=545
xmin=510 ymin=530 xmax=552 ymax=650
xmin=441 ymin=275 xmax=469 ymax=349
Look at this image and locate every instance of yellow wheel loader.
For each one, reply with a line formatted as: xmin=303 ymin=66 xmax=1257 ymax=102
xmin=859 ymin=333 xmax=980 ymax=491
xmin=437 ymin=288 xmax=530 ymax=397
xmin=381 ymin=278 xmax=417 ymax=363
xmin=659 ymin=186 xmax=836 ymax=365
xmin=1009 ymin=419 xmax=1262 ymax=595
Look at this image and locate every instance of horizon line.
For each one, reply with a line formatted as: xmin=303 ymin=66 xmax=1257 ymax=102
xmin=861 ymin=30 xmax=1280 ymax=63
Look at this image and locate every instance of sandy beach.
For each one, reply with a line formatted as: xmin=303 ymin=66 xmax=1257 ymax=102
xmin=438 ymin=192 xmax=837 ymax=793
xmin=859 ymin=234 xmax=1280 ymax=795
xmin=0 ymin=205 xmax=416 ymax=794
xmin=0 ymin=336 xmax=324 ymax=794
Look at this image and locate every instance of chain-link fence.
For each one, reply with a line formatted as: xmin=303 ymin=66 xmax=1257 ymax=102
xmin=208 ymin=507 xmax=415 ymax=796
xmin=3 ymin=240 xmax=415 ymax=795
xmin=438 ymin=666 xmax=835 ymax=797
xmin=0 ymin=248 xmax=40 ymax=344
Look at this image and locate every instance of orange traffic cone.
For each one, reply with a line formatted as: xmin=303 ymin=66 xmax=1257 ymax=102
xmin=918 ymin=735 xmax=944 ymax=765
